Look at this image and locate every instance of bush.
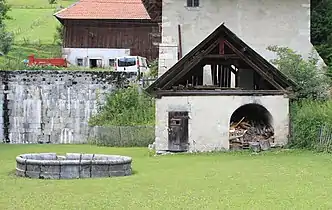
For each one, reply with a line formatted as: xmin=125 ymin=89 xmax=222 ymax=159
xmin=89 ymin=84 xmax=155 ymax=126
xmin=290 ymin=100 xmax=332 ymax=151
xmin=0 ymin=26 xmax=13 ymax=55
xmin=147 ymin=59 xmax=158 ymax=78
xmin=268 ymin=45 xmax=329 ymax=100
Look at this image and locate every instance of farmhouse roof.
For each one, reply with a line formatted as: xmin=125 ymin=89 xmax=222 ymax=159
xmin=54 ymin=0 xmax=151 ymax=20
xmin=146 ymin=23 xmax=297 ymax=96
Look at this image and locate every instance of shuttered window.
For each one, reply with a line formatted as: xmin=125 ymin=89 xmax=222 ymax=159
xmin=187 ymin=0 xmax=199 ymax=7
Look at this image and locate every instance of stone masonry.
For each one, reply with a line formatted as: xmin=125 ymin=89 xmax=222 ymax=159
xmin=0 ymin=70 xmax=136 ymax=144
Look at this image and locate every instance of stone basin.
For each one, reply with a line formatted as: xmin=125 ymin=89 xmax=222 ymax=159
xmin=16 ymin=153 xmax=132 ymax=179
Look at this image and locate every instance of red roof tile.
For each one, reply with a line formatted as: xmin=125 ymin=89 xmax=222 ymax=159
xmin=54 ymin=0 xmax=151 ymax=20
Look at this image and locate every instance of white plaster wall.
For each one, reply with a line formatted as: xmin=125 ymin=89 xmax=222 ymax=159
xmin=62 ymin=48 xmax=130 ymax=67
xmin=155 ymin=95 xmax=289 ymax=152
xmin=159 ymin=0 xmax=323 ymax=76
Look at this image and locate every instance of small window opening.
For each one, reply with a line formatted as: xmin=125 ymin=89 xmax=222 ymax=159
xmin=187 ymin=0 xmax=199 ymax=7
xmin=90 ymin=59 xmax=102 ymax=68
xmin=77 ymin=58 xmax=83 ymax=66
xmin=109 ymin=59 xmax=115 ymax=67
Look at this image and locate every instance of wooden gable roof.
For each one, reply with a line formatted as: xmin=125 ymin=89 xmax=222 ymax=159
xmin=146 ymin=23 xmax=297 ymax=96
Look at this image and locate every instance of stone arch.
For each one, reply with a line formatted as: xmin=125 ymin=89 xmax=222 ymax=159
xmin=229 ymin=103 xmax=274 ymax=150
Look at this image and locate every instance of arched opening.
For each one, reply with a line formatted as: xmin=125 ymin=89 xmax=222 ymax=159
xmin=229 ymin=103 xmax=274 ymax=150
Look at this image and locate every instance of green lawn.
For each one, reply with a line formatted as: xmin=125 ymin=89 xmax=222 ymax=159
xmin=1 ymin=0 xmax=76 ymax=65
xmin=7 ymin=0 xmax=76 ymax=8
xmin=1 ymin=145 xmax=332 ymax=209
xmin=6 ymin=9 xmax=59 ymax=44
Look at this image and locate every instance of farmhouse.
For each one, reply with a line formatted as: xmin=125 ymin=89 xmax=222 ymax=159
xmin=158 ymin=0 xmax=323 ymax=76
xmin=54 ymin=0 xmax=161 ymax=68
xmin=146 ymin=23 xmax=297 ymax=152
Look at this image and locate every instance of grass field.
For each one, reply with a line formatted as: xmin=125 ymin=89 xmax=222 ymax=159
xmin=1 ymin=0 xmax=76 ymax=66
xmin=1 ymin=145 xmax=332 ymax=209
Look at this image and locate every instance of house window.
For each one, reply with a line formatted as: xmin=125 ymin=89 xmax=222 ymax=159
xmin=109 ymin=59 xmax=115 ymax=67
xmin=187 ymin=0 xmax=199 ymax=7
xmin=77 ymin=58 xmax=83 ymax=66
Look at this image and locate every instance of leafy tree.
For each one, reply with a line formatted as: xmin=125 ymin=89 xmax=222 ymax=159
xmin=0 ymin=0 xmax=10 ymax=26
xmin=268 ymin=45 xmax=329 ymax=100
xmin=53 ymin=24 xmax=63 ymax=46
xmin=0 ymin=0 xmax=13 ymax=55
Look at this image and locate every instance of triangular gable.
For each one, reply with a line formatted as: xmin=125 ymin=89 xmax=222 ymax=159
xmin=146 ymin=23 xmax=297 ymax=95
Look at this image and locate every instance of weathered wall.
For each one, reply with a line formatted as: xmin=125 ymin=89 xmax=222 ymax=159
xmin=0 ymin=70 xmax=135 ymax=144
xmin=155 ymin=95 xmax=289 ymax=152
xmin=159 ymin=0 xmax=323 ymax=75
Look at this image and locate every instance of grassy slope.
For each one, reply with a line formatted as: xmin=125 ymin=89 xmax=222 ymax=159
xmin=1 ymin=0 xmax=76 ymax=66
xmin=1 ymin=145 xmax=332 ymax=209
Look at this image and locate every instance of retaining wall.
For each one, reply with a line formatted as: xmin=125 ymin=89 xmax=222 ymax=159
xmin=0 ymin=70 xmax=136 ymax=144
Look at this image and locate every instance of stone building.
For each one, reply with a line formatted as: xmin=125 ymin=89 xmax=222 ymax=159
xmin=146 ymin=23 xmax=297 ymax=152
xmin=158 ymin=0 xmax=322 ymax=76
xmin=146 ymin=0 xmax=322 ymax=153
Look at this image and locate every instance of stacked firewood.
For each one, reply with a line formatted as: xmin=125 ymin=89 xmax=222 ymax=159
xmin=229 ymin=117 xmax=275 ymax=151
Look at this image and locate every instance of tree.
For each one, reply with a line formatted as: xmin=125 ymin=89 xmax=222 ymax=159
xmin=0 ymin=0 xmax=13 ymax=55
xmin=53 ymin=24 xmax=63 ymax=46
xmin=0 ymin=0 xmax=10 ymax=26
xmin=268 ymin=45 xmax=329 ymax=100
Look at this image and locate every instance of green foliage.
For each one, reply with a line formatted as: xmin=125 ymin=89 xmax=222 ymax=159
xmin=290 ymin=100 xmax=332 ymax=151
xmin=268 ymin=45 xmax=329 ymax=100
xmin=48 ymin=0 xmax=57 ymax=4
xmin=0 ymin=0 xmax=10 ymax=26
xmin=147 ymin=59 xmax=158 ymax=78
xmin=0 ymin=0 xmax=13 ymax=55
xmin=0 ymin=25 xmax=13 ymax=54
xmin=53 ymin=24 xmax=63 ymax=46
xmin=89 ymin=85 xmax=155 ymax=126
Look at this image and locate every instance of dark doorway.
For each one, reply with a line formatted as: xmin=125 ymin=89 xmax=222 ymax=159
xmin=89 ymin=59 xmax=102 ymax=68
xmin=168 ymin=111 xmax=189 ymax=152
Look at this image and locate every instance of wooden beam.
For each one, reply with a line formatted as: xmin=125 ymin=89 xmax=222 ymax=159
xmin=219 ymin=39 xmax=225 ymax=55
xmin=162 ymin=39 xmax=221 ymax=89
xmin=156 ymin=90 xmax=288 ymax=97
xmin=203 ymin=54 xmax=239 ymax=59
xmin=223 ymin=40 xmax=285 ymax=91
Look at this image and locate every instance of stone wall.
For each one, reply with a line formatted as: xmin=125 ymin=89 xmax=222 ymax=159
xmin=0 ymin=70 xmax=136 ymax=144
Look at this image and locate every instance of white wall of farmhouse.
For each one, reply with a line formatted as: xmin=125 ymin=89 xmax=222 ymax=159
xmin=158 ymin=0 xmax=323 ymax=76
xmin=155 ymin=95 xmax=289 ymax=152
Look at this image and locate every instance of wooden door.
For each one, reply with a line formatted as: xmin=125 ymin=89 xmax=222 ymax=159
xmin=168 ymin=111 xmax=189 ymax=152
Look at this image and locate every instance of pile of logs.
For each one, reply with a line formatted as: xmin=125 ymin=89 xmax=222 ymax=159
xmin=229 ymin=117 xmax=275 ymax=152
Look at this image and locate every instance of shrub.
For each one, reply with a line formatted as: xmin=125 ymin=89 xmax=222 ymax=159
xmin=89 ymin=84 xmax=155 ymax=126
xmin=268 ymin=45 xmax=329 ymax=100
xmin=290 ymin=100 xmax=332 ymax=151
xmin=147 ymin=59 xmax=158 ymax=78
xmin=0 ymin=26 xmax=13 ymax=55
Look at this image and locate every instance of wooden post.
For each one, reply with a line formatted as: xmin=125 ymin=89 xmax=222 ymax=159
xmin=211 ymin=65 xmax=218 ymax=85
xmin=218 ymin=65 xmax=222 ymax=87
xmin=178 ymin=25 xmax=183 ymax=60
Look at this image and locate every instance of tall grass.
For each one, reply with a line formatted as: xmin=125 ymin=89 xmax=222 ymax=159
xmin=290 ymin=100 xmax=332 ymax=150
xmin=89 ymin=85 xmax=155 ymax=126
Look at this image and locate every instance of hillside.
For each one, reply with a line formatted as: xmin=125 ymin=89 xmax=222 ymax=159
xmin=0 ymin=0 xmax=76 ymax=69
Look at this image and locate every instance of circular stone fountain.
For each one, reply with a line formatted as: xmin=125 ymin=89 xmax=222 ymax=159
xmin=16 ymin=153 xmax=132 ymax=179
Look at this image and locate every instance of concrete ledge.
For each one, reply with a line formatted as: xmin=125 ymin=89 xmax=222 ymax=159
xmin=16 ymin=153 xmax=132 ymax=179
